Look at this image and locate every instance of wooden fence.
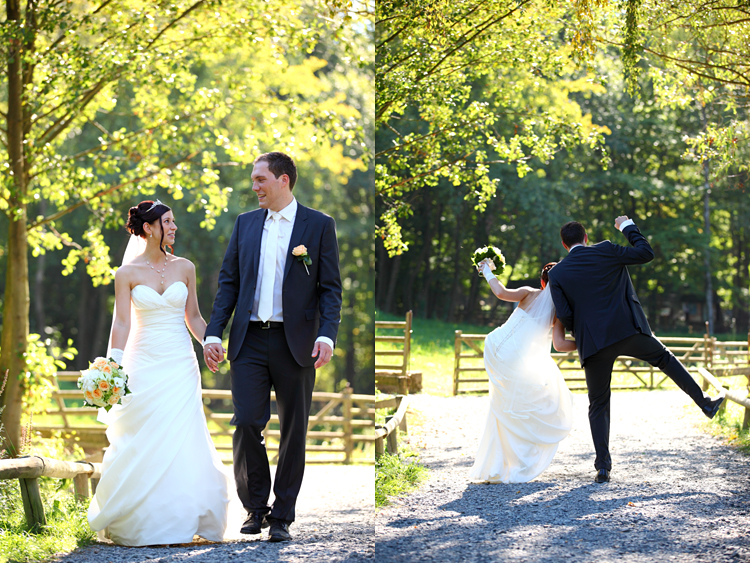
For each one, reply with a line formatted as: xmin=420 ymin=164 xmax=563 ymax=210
xmin=376 ymin=311 xmax=422 ymax=394
xmin=0 ymin=456 xmax=101 ymax=529
xmin=697 ymin=367 xmax=750 ymax=429
xmin=454 ymin=328 xmax=750 ymax=395
xmin=35 ymin=373 xmax=376 ymax=464
xmin=375 ymin=395 xmax=408 ymax=459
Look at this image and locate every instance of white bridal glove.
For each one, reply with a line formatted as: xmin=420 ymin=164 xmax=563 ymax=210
xmin=481 ymin=261 xmax=497 ymax=282
xmin=109 ymin=348 xmax=124 ymax=365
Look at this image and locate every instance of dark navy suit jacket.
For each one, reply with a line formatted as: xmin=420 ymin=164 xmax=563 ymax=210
xmin=548 ymin=224 xmax=655 ymax=365
xmin=205 ymin=203 xmax=342 ymax=367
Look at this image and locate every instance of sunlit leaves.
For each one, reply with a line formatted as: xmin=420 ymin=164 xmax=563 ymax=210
xmin=376 ymin=0 xmax=610 ymax=255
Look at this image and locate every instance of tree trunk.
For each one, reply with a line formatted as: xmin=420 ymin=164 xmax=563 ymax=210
xmin=702 ymin=159 xmax=714 ymax=334
xmin=384 ymin=254 xmax=401 ymax=313
xmin=447 ymin=202 xmax=465 ymax=322
xmin=1 ymin=0 xmax=31 ymax=455
xmin=404 ymin=200 xmax=434 ymax=314
xmin=700 ymin=104 xmax=714 ymax=335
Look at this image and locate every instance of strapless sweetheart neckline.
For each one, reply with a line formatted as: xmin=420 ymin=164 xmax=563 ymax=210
xmin=132 ymin=280 xmax=187 ymax=297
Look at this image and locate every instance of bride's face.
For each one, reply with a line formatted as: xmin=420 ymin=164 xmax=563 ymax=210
xmin=146 ymin=211 xmax=177 ymax=245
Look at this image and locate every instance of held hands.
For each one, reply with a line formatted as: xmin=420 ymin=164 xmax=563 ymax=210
xmin=312 ymin=341 xmax=333 ymax=369
xmin=614 ymin=215 xmax=630 ymax=230
xmin=203 ymin=342 xmax=226 ymax=373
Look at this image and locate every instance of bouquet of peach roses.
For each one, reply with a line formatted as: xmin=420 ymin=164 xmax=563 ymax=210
xmin=77 ymin=356 xmax=131 ymax=411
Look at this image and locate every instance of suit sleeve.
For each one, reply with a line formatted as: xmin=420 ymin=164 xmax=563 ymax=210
xmin=204 ymin=216 xmax=241 ymax=339
xmin=549 ymin=273 xmax=574 ymax=333
xmin=610 ymin=224 xmax=655 ymax=265
xmin=316 ymin=216 xmax=342 ymax=344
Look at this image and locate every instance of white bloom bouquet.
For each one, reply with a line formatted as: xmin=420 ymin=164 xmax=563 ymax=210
xmin=77 ymin=356 xmax=131 ymax=411
xmin=471 ymin=245 xmax=506 ymax=276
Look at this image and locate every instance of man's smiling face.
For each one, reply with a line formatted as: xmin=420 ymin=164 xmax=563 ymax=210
xmin=251 ymin=160 xmax=292 ymax=212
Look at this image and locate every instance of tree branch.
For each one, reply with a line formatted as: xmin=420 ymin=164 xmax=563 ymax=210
xmin=378 ymin=151 xmax=475 ymax=197
xmin=38 ymin=79 xmax=110 ymax=145
xmin=27 ymin=151 xmax=200 ymax=230
xmin=146 ymin=1 xmax=206 ymax=51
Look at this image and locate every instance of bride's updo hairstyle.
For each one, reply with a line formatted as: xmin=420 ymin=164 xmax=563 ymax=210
xmin=540 ymin=262 xmax=557 ymax=289
xmin=126 ymin=200 xmax=172 ymax=255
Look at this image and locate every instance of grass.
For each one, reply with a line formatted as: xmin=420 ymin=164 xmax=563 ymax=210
xmin=701 ymin=399 xmax=750 ymax=455
xmin=375 ymin=443 xmax=428 ymax=508
xmin=0 ymin=478 xmax=96 ymax=563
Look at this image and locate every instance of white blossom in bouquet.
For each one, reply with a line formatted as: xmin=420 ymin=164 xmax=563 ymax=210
xmin=77 ymin=356 xmax=132 ymax=411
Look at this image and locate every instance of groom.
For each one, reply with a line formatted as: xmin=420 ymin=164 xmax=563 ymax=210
xmin=203 ymin=151 xmax=342 ymax=541
xmin=548 ymin=216 xmax=724 ymax=484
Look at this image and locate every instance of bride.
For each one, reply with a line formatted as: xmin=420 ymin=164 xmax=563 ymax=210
xmin=88 ymin=200 xmax=230 ymax=546
xmin=469 ymin=261 xmax=576 ymax=484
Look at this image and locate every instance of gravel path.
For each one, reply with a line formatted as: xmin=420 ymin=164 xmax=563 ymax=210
xmin=57 ymin=465 xmax=374 ymax=562
xmin=376 ymin=391 xmax=750 ymax=562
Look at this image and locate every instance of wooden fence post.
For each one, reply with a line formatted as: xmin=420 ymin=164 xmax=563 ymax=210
xmin=342 ymin=385 xmax=353 ymax=465
xmin=745 ymin=330 xmax=750 ymax=430
xmin=19 ymin=477 xmax=46 ymax=530
xmin=453 ymin=331 xmax=462 ymax=396
xmin=73 ymin=473 xmax=89 ymax=502
xmin=375 ymin=432 xmax=384 ymax=459
xmin=385 ymin=415 xmax=398 ymax=455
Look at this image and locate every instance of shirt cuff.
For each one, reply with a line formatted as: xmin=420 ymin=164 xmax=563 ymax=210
xmin=618 ymin=219 xmax=635 ymax=231
xmin=316 ymin=336 xmax=334 ymax=350
xmin=203 ymin=336 xmax=223 ymax=348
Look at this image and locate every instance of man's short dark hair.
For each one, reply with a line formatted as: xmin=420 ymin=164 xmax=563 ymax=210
xmin=254 ymin=151 xmax=297 ymax=190
xmin=560 ymin=221 xmax=586 ymax=248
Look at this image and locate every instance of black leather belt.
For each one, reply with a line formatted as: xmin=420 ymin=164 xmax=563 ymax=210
xmin=253 ymin=321 xmax=284 ymax=329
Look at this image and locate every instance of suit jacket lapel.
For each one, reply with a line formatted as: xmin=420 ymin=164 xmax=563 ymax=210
xmin=284 ymin=204 xmax=308 ymax=282
xmin=248 ymin=209 xmax=267 ymax=282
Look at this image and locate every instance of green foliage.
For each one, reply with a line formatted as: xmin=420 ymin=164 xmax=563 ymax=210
xmin=0 ymin=0 xmax=367 ymax=282
xmin=16 ymin=334 xmax=75 ymax=418
xmin=704 ymin=400 xmax=750 ymax=457
xmin=0 ymin=482 xmax=96 ymax=563
xmin=592 ymin=1 xmax=750 ymax=176
xmin=376 ymin=47 xmax=750 ymax=336
xmin=375 ymin=447 xmax=428 ymax=507
xmin=376 ymin=0 xmax=611 ymax=255
xmin=1 ymin=0 xmax=374 ymax=398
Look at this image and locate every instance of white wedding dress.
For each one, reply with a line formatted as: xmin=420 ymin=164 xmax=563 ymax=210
xmin=88 ymin=281 xmax=230 ymax=546
xmin=469 ymin=286 xmax=574 ymax=483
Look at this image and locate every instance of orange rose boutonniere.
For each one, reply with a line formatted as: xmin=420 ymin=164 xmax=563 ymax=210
xmin=292 ymin=245 xmax=311 ymax=275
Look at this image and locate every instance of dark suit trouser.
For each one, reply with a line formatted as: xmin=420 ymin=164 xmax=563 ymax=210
xmin=583 ymin=333 xmax=711 ymax=471
xmin=229 ymin=324 xmax=315 ymax=523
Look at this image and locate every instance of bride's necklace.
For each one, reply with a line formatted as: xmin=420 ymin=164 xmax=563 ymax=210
xmin=146 ymin=255 xmax=169 ymax=285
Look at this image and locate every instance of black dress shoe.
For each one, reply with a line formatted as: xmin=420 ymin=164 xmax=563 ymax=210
xmin=267 ymin=518 xmax=292 ymax=542
xmin=702 ymin=396 xmax=725 ymax=419
xmin=594 ymin=469 xmax=610 ymax=483
xmin=240 ymin=511 xmax=269 ymax=535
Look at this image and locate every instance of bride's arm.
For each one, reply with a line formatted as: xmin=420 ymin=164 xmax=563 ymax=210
xmin=552 ymin=317 xmax=576 ymax=352
xmin=479 ymin=261 xmax=533 ymax=302
xmin=110 ymin=269 xmax=131 ymax=352
xmin=184 ymin=260 xmax=209 ymax=342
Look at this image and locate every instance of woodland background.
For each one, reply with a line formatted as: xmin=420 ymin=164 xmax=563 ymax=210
xmin=376 ymin=0 xmax=749 ymax=337
xmin=0 ymin=0 xmax=374 ymax=451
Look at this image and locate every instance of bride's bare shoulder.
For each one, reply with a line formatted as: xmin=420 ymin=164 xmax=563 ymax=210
xmin=169 ymin=255 xmax=195 ymax=270
xmin=518 ymin=287 xmax=542 ymax=309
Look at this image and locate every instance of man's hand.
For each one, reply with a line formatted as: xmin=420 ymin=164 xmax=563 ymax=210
xmin=203 ymin=342 xmax=226 ymax=373
xmin=312 ymin=341 xmax=333 ymax=369
xmin=614 ymin=215 xmax=630 ymax=230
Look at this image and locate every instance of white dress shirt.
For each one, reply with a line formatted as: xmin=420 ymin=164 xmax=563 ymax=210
xmin=251 ymin=198 xmax=298 ymax=322
xmin=204 ymin=197 xmax=333 ymax=351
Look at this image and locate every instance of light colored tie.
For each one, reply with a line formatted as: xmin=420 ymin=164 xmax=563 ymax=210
xmin=258 ymin=212 xmax=280 ymax=322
